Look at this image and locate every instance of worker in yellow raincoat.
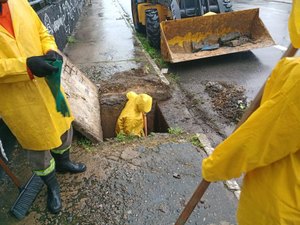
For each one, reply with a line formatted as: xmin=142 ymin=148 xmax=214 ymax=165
xmin=116 ymin=91 xmax=152 ymax=137
xmin=0 ymin=0 xmax=86 ymax=214
xmin=202 ymin=2 xmax=300 ymax=224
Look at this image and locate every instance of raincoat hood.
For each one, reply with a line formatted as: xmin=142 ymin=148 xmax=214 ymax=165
xmin=126 ymin=91 xmax=153 ymax=113
xmin=116 ymin=91 xmax=152 ymax=137
xmin=136 ymin=94 xmax=152 ymax=113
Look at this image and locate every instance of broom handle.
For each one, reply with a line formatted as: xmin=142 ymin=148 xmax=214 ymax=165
xmin=236 ymin=44 xmax=298 ymax=129
xmin=0 ymin=157 xmax=21 ymax=189
xmin=175 ymin=44 xmax=298 ymax=225
xmin=175 ymin=179 xmax=210 ymax=225
xmin=281 ymin=44 xmax=298 ymax=58
xmin=143 ymin=113 xmax=148 ymax=136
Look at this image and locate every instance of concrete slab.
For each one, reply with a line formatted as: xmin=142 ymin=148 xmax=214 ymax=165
xmin=61 ymin=54 xmax=103 ymax=142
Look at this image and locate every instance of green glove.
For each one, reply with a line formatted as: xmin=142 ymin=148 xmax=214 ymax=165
xmin=45 ymin=59 xmax=70 ymax=117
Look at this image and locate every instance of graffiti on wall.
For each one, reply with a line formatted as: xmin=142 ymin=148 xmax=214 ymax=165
xmin=38 ymin=0 xmax=85 ymax=50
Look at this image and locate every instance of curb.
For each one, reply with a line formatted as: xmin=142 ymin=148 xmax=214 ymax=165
xmin=114 ymin=0 xmax=170 ymax=86
xmin=197 ymin=133 xmax=241 ymax=199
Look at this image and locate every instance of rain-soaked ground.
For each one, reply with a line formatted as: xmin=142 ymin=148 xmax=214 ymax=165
xmin=1 ymin=133 xmax=237 ymax=225
xmin=63 ymin=0 xmax=145 ymax=81
xmin=0 ymin=0 xmax=263 ymax=223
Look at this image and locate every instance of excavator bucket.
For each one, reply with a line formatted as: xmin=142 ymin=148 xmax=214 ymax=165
xmin=160 ymin=8 xmax=275 ymax=63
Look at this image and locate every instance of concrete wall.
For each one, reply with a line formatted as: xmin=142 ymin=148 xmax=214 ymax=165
xmin=37 ymin=0 xmax=85 ymax=50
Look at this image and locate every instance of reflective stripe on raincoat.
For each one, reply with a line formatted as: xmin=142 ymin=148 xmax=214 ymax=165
xmin=289 ymin=0 xmax=300 ymax=48
xmin=202 ymin=57 xmax=300 ymax=225
xmin=0 ymin=0 xmax=73 ymax=150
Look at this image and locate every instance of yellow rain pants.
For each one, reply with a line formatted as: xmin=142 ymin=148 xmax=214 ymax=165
xmin=289 ymin=0 xmax=300 ymax=48
xmin=116 ymin=91 xmax=152 ymax=137
xmin=0 ymin=0 xmax=73 ymax=150
xmin=202 ymin=57 xmax=300 ymax=225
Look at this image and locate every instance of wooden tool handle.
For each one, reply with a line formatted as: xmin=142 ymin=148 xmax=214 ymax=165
xmin=281 ymin=44 xmax=298 ymax=58
xmin=236 ymin=44 xmax=298 ymax=130
xmin=175 ymin=179 xmax=210 ymax=225
xmin=0 ymin=157 xmax=21 ymax=189
xmin=143 ymin=113 xmax=148 ymax=137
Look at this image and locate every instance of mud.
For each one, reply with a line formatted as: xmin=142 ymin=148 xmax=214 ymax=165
xmin=204 ymin=81 xmax=247 ymax=124
xmin=97 ymin=67 xmax=171 ymax=139
xmin=98 ymin=68 xmax=171 ymax=101
xmin=168 ymin=72 xmax=249 ymax=147
xmin=1 ymin=134 xmax=237 ymax=225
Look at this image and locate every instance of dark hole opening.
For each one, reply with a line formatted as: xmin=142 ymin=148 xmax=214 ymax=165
xmin=100 ymin=101 xmax=169 ymax=139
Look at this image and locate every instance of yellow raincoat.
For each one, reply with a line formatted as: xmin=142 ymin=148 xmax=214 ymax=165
xmin=115 ymin=91 xmax=152 ymax=137
xmin=0 ymin=0 xmax=73 ymax=150
xmin=202 ymin=57 xmax=300 ymax=224
xmin=288 ymin=0 xmax=300 ymax=48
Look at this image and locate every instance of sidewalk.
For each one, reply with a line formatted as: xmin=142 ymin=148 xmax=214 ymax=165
xmin=64 ymin=0 xmax=146 ymax=81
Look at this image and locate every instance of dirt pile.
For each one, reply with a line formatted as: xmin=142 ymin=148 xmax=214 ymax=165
xmin=205 ymin=81 xmax=247 ymax=124
xmin=98 ymin=68 xmax=171 ymax=101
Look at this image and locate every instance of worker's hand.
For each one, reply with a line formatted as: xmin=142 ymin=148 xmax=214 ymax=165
xmin=46 ymin=50 xmax=63 ymax=62
xmin=26 ymin=55 xmax=58 ymax=77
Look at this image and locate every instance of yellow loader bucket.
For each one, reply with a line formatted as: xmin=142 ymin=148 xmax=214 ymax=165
xmin=160 ymin=8 xmax=275 ymax=63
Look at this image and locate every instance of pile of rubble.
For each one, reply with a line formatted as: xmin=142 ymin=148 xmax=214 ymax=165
xmin=205 ymin=81 xmax=248 ymax=124
xmin=192 ymin=32 xmax=252 ymax=52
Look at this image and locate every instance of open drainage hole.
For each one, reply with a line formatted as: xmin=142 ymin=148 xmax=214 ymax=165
xmin=100 ymin=101 xmax=169 ymax=139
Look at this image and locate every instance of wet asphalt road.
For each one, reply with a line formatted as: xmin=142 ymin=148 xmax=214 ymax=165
xmin=115 ymin=0 xmax=293 ymax=143
xmin=169 ymin=0 xmax=292 ymax=101
xmin=67 ymin=0 xmax=293 ymax=102
xmin=117 ymin=0 xmax=292 ymax=100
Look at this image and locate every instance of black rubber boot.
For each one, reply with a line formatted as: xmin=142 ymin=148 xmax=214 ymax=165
xmin=40 ymin=171 xmax=62 ymax=214
xmin=51 ymin=150 xmax=86 ymax=173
